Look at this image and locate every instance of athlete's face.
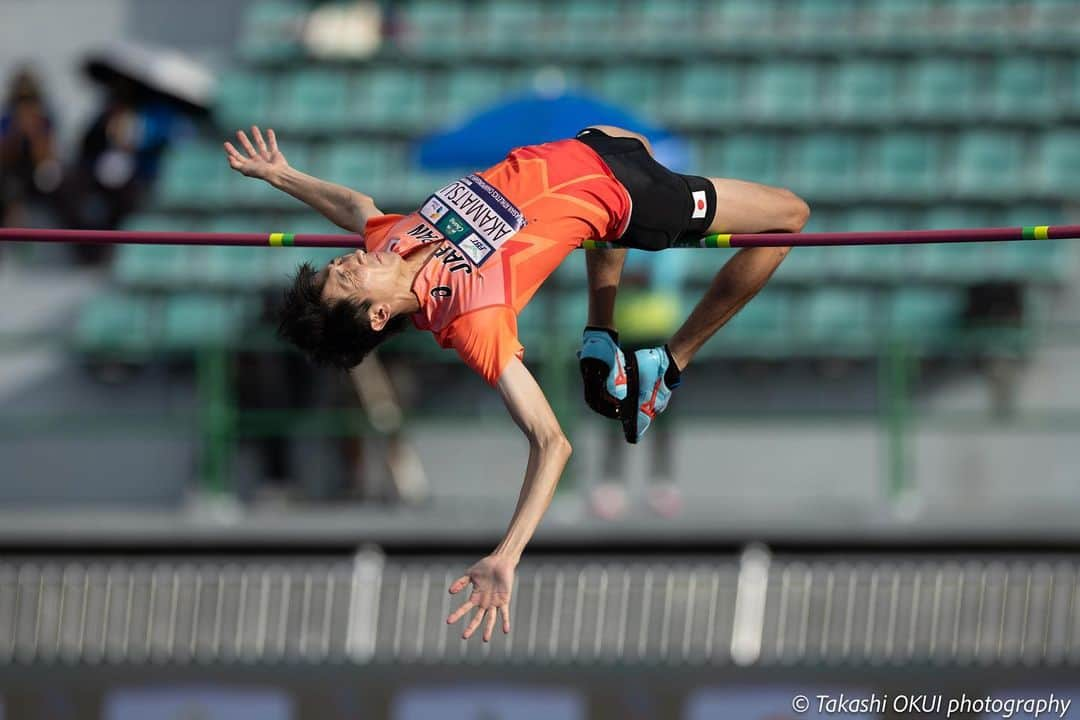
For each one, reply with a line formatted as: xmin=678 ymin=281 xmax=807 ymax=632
xmin=318 ymin=249 xmax=403 ymax=330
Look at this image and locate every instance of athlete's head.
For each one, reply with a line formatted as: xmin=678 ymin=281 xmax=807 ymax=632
xmin=277 ymin=249 xmax=410 ymax=369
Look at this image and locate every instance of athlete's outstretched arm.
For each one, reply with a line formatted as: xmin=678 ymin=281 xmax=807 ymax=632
xmin=224 ymin=125 xmax=382 ymax=234
xmin=446 ymin=358 xmax=572 ymax=642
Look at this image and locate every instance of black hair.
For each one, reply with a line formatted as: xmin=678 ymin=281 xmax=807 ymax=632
xmin=277 ymin=261 xmax=409 ymax=369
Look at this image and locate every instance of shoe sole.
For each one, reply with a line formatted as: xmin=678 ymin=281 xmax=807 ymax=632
xmin=620 ymin=352 xmax=640 ymax=444
xmin=580 ymin=358 xmax=622 ymax=420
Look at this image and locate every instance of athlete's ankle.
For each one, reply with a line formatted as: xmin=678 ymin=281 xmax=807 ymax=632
xmin=662 ymin=345 xmax=682 ymax=388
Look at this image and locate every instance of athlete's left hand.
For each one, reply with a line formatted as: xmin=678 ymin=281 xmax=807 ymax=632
xmin=446 ymin=554 xmax=515 ymax=641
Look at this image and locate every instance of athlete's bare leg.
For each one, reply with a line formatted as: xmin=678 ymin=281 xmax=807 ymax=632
xmin=666 ymin=180 xmax=809 ymax=370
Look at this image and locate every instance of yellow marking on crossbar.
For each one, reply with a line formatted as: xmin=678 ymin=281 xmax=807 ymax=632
xmin=715 ymin=234 xmax=732 ymax=248
xmin=1034 ymin=225 xmax=1049 ymax=240
xmin=269 ymin=232 xmax=284 ymax=246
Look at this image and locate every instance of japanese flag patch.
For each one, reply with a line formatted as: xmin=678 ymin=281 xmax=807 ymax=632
xmin=691 ymin=190 xmax=708 ymax=220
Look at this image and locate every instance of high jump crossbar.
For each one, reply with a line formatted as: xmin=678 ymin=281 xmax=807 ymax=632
xmin=0 ymin=225 xmax=1077 ymax=249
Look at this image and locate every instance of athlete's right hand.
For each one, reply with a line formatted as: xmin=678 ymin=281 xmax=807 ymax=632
xmin=223 ymin=125 xmax=288 ymax=182
xmin=578 ymin=327 xmax=627 ymax=419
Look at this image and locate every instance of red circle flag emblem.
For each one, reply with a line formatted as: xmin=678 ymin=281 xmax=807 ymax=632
xmin=691 ymin=189 xmax=708 ymax=219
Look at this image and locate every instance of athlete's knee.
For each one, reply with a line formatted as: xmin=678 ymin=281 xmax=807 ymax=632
xmin=776 ymin=188 xmax=810 ymax=233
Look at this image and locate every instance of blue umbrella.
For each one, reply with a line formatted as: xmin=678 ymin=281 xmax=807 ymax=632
xmin=416 ymin=91 xmax=689 ymax=173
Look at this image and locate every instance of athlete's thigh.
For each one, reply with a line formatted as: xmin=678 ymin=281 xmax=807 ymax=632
xmin=706 ymin=177 xmax=802 ymax=234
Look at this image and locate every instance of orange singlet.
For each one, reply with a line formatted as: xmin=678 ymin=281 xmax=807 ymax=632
xmin=362 ymin=138 xmax=631 ymax=385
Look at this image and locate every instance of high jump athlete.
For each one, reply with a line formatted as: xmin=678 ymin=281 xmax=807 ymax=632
xmin=223 ymin=124 xmax=809 ymax=643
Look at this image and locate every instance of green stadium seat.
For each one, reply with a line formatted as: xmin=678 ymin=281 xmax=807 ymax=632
xmin=480 ymin=1 xmax=548 ymax=55
xmin=991 ymin=57 xmax=1059 ymax=118
xmin=202 ymin=217 xmax=274 ymax=289
xmin=634 ymin=0 xmax=698 ymax=49
xmin=353 ymin=68 xmax=426 ymax=130
xmin=889 ymin=289 xmax=965 ymax=339
xmin=1030 ymin=0 xmax=1080 ymax=43
xmin=869 ymin=132 xmax=941 ymax=198
xmin=74 ymin=292 xmax=156 ymax=354
xmin=323 ymin=141 xmax=394 ymax=188
xmin=157 ymin=142 xmax=228 ymax=208
xmin=864 ymin=0 xmax=935 ymax=45
xmin=774 ymin=247 xmax=827 ymax=282
xmin=278 ymin=70 xmax=350 ymax=132
xmin=907 ymin=60 xmax=978 ymax=119
xmin=162 ymin=294 xmax=251 ymax=350
xmin=831 ymin=61 xmax=899 ymax=120
xmin=707 ymin=287 xmax=791 ymax=351
xmin=787 ymin=133 xmax=861 ymax=199
xmin=703 ymin=0 xmax=776 ymax=43
xmin=238 ymin=0 xmax=306 ymax=62
xmin=717 ymin=134 xmax=783 ymax=187
xmin=595 ymin=67 xmax=664 ymax=120
xmin=829 ymin=208 xmax=911 ymax=280
xmin=1037 ymin=130 xmax=1080 ymax=193
xmin=216 ymin=72 xmax=275 ymax=129
xmin=944 ymin=0 xmax=1014 ymax=44
xmin=954 ymin=131 xmax=1027 ymax=197
xmin=911 ymin=207 xmax=995 ymax=281
xmin=789 ymin=0 xmax=858 ymax=45
xmin=665 ymin=65 xmax=741 ymax=125
xmin=438 ymin=68 xmax=507 ymax=120
xmin=751 ymin=63 xmax=819 ymax=120
xmin=559 ymin=0 xmax=623 ymax=55
xmin=400 ymin=0 xmax=469 ymax=57
xmin=801 ymin=289 xmax=875 ymax=349
xmin=114 ymin=244 xmax=197 ymax=289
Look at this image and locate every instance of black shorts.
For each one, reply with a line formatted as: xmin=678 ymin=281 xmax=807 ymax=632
xmin=574 ymin=127 xmax=717 ymax=251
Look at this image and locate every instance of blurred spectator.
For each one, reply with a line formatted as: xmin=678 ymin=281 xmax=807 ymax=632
xmin=0 ymin=66 xmax=63 ymax=230
xmin=590 ymin=251 xmax=688 ymax=520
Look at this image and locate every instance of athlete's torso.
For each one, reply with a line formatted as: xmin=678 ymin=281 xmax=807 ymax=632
xmin=362 ymin=138 xmax=630 ymax=384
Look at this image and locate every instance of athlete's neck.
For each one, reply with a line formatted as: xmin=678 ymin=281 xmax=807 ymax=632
xmin=394 ymin=244 xmax=440 ymax=315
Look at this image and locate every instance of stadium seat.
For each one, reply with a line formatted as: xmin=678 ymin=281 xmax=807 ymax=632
xmin=954 ymin=131 xmax=1027 ymax=197
xmin=944 ymin=0 xmax=1015 ymax=45
xmin=911 ymin=207 xmax=996 ymax=281
xmin=718 ymin=134 xmax=784 ymax=187
xmin=1037 ymin=130 xmax=1080 ymax=194
xmin=278 ymin=70 xmax=350 ymax=132
xmin=774 ymin=247 xmax=827 ymax=282
xmin=1030 ymin=0 xmax=1080 ymax=44
xmin=478 ymin=1 xmax=547 ymax=56
xmin=907 ymin=60 xmax=978 ymax=119
xmin=702 ymin=0 xmax=776 ymax=43
xmin=203 ymin=218 xmax=274 ymax=289
xmin=995 ymin=205 xmax=1072 ymax=282
xmin=864 ymin=0 xmax=935 ymax=46
xmin=74 ymin=293 xmax=156 ymax=353
xmin=162 ymin=294 xmax=251 ymax=350
xmin=831 ymin=60 xmax=899 ymax=121
xmin=634 ymin=0 xmax=698 ymax=50
xmin=788 ymin=0 xmax=858 ymax=45
xmin=595 ymin=67 xmax=664 ymax=120
xmin=157 ymin=143 xmax=228 ymax=208
xmin=354 ymin=68 xmax=426 ymax=130
xmin=216 ymin=72 xmax=275 ymax=129
xmin=787 ymin=133 xmax=861 ymax=200
xmin=238 ymin=0 xmax=307 ymax=62
xmin=400 ymin=0 xmax=469 ymax=57
xmin=438 ymin=68 xmax=508 ymax=120
xmin=990 ymin=57 xmax=1059 ymax=118
xmin=750 ymin=63 xmax=819 ymax=121
xmin=869 ymin=132 xmax=941 ymax=198
xmin=665 ymin=65 xmax=741 ymax=125
xmin=323 ymin=141 xmax=393 ymax=188
xmin=889 ymin=289 xmax=965 ymax=341
xmin=558 ymin=0 xmax=622 ymax=56
xmin=706 ymin=287 xmax=791 ymax=352
xmin=801 ymin=289 xmax=875 ymax=350
xmin=114 ymin=244 xmax=197 ymax=289
xmin=829 ymin=208 xmax=911 ymax=280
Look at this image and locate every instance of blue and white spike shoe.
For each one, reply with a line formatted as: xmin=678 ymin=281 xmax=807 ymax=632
xmin=578 ymin=328 xmax=627 ymax=419
xmin=621 ymin=346 xmax=679 ymax=444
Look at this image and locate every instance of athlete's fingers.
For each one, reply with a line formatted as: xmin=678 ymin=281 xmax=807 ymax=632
xmin=252 ymin=125 xmax=268 ymax=156
xmin=267 ymin=128 xmax=279 ymax=155
xmin=446 ymin=599 xmax=474 ymax=625
xmin=449 ymin=575 xmax=471 ymax=594
xmin=499 ymin=604 xmax=511 ymax=634
xmin=223 ymin=142 xmax=245 ymax=163
xmin=483 ymin=606 xmax=497 ymax=642
xmin=236 ymin=129 xmax=257 ymax=158
xmin=462 ymin=606 xmax=486 ymax=640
